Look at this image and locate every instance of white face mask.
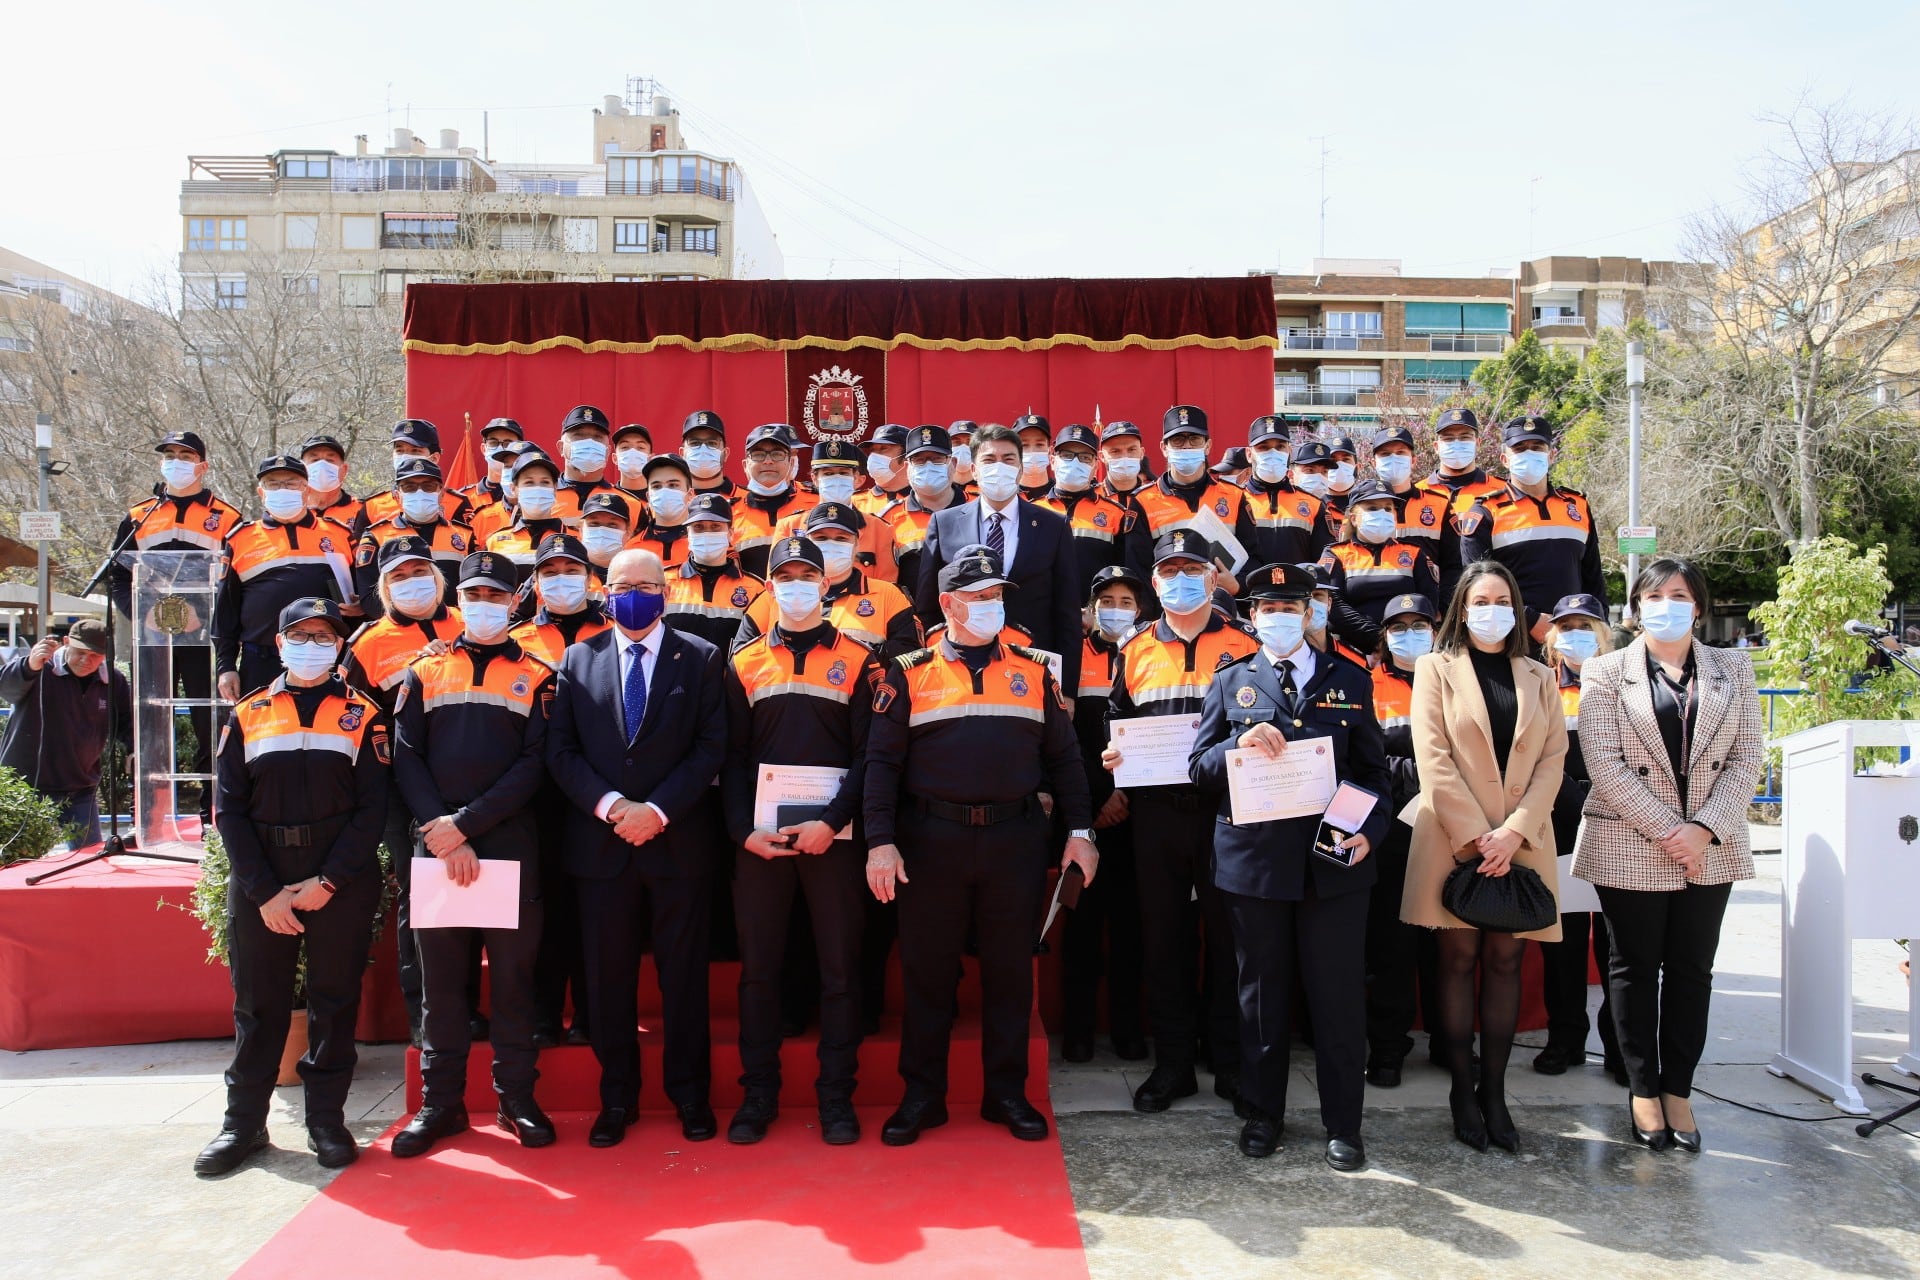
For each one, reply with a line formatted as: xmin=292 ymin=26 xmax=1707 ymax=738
xmin=400 ymin=488 xmax=442 ymax=523
xmin=1436 ymin=439 xmax=1478 ymax=470
xmin=1253 ymin=611 xmax=1305 ymax=655
xmin=388 ymin=574 xmax=441 ymax=616
xmin=1505 ymin=449 xmax=1550 ymax=487
xmin=160 ymin=459 xmax=201 ymax=490
xmin=1166 ymin=448 xmax=1208 ymax=478
xmin=1387 ymin=627 xmax=1434 ymax=662
xmin=539 ymin=572 xmax=588 ymax=613
xmin=772 ymin=579 xmax=823 ymax=619
xmin=1053 ymin=457 xmax=1093 ymax=490
xmin=952 ymin=444 xmax=973 ymax=469
xmin=815 ymin=473 xmax=858 ymax=505
xmin=746 ymin=475 xmax=789 ymax=497
xmin=1374 ymin=454 xmax=1414 ymax=487
xmin=955 ymin=598 xmax=1005 ymax=640
xmin=1252 ymin=451 xmax=1289 ymax=484
xmin=975 ymin=461 xmax=1020 ymax=503
xmin=1556 ymin=629 xmax=1600 ymax=662
xmin=304 ymin=460 xmax=341 ymax=491
xmin=684 ymin=444 xmax=724 ymax=479
xmin=818 ymin=540 xmax=856 ymax=576
xmin=1096 ymin=607 xmax=1137 ymax=638
xmin=1021 ymin=450 xmax=1052 ymax=482
xmin=685 ymin=530 xmax=730 ymax=564
xmin=516 ymin=485 xmax=556 ymax=518
xmin=461 ymin=601 xmax=511 ymax=642
xmin=1329 ymin=462 xmax=1356 ymax=490
xmin=279 ymin=637 xmax=338 ymax=680
xmin=565 ymin=438 xmax=608 ymax=472
xmin=648 ymin=487 xmax=689 ymax=521
xmin=615 ymin=447 xmax=650 ymax=479
xmin=1292 ymin=470 xmax=1330 ymax=498
xmin=866 ymin=454 xmax=897 ymax=484
xmin=909 ymin=461 xmax=951 ymax=493
xmin=581 ymin=525 xmax=626 ymax=560
xmin=261 ymin=488 xmax=306 ymax=521
xmin=1354 ymin=509 xmax=1399 ymax=543
xmin=1466 ymin=604 xmax=1516 ymax=644
xmin=1308 ymin=599 xmax=1330 ymax=633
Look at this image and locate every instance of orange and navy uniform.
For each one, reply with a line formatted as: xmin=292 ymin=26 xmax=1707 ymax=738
xmin=352 ymin=487 xmax=472 ymax=540
xmin=1122 ymin=476 xmax=1262 ymax=585
xmin=886 ymin=486 xmax=969 ymax=598
xmin=311 ymin=491 xmax=364 ymax=530
xmin=1319 ymin=539 xmax=1441 ymax=627
xmin=508 ymin=604 xmax=612 ymax=667
xmin=734 ymin=488 xmax=818 ymax=579
xmin=344 ymin=607 xmax=463 ymax=713
xmin=1075 ymin=629 xmax=1127 ymax=808
xmin=485 ymin=518 xmax=570 ymax=569
xmin=352 ymin=515 xmax=475 ymax=618
xmin=861 ymin=638 xmax=1093 ymax=847
xmin=213 ymin=674 xmax=390 ymax=907
xmin=1239 ymin=479 xmax=1335 ymax=573
xmin=743 ymin=569 xmax=921 ymax=660
xmin=664 ymin=559 xmax=765 ymax=651
xmin=211 ymin=513 xmax=355 ymax=681
xmin=1371 ymin=661 xmax=1420 ymax=802
xmin=468 ymin=495 xmax=514 ymax=546
xmin=1107 ymin=614 xmax=1260 ymax=757
xmin=458 ymin=479 xmax=507 ymax=512
xmin=719 ymin=621 xmax=879 ymax=845
xmin=1419 ymin=468 xmax=1505 ymax=514
xmin=109 ymin=487 xmax=246 ymax=616
xmin=773 ymin=506 xmax=898 ymax=583
xmin=558 ymin=477 xmax=628 ymax=523
xmin=1390 ymin=485 xmax=1452 ymax=560
xmin=390 ymin=637 xmax=553 ymax=851
xmin=855 ymin=486 xmax=908 ymax=526
xmin=626 ymin=521 xmax=692 ymax=573
xmin=1456 ymin=483 xmax=1608 ymax=627
xmin=1037 ymin=488 xmax=1132 ymax=605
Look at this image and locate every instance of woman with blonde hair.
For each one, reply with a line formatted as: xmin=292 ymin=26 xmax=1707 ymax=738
xmin=1402 ymin=560 xmax=1568 ymax=1153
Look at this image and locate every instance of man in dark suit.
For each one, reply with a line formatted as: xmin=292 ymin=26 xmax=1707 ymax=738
xmin=544 ymin=548 xmax=728 ymax=1147
xmin=1188 ymin=563 xmax=1392 ymax=1172
xmin=913 ymin=423 xmax=1082 ymax=692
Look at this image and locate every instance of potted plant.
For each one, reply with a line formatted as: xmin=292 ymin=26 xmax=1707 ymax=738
xmin=0 ymin=767 xmax=77 ymax=868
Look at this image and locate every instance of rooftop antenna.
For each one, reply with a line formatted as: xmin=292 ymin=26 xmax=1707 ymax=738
xmin=626 ymin=75 xmax=657 ymax=116
xmin=1310 ymin=135 xmax=1333 ymax=259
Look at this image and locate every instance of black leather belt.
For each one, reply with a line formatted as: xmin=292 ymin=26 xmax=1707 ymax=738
xmin=261 ymin=824 xmax=313 ymax=846
xmin=913 ymin=796 xmax=1036 ymax=827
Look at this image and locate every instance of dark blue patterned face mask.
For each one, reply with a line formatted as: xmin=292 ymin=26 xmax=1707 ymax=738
xmin=611 ymin=588 xmax=665 ymax=630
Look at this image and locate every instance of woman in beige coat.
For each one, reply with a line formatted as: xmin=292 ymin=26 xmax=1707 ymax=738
xmin=1402 ymin=561 xmax=1568 ymax=1153
xmin=1572 ymin=558 xmax=1763 ymax=1154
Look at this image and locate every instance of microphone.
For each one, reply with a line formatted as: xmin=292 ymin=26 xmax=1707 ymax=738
xmin=1844 ymin=620 xmax=1894 ymax=639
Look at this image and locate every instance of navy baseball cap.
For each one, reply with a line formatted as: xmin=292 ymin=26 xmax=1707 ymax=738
xmin=1088 ymin=564 xmax=1148 ymax=603
xmin=938 ymin=546 xmax=1013 ymax=592
xmin=1504 ymin=416 xmax=1554 ymax=447
xmin=1326 ymin=434 xmax=1358 ymax=458
xmin=156 ymin=431 xmax=207 ymax=458
xmin=682 ymin=410 xmax=725 ymax=438
xmin=1383 ymin=592 xmax=1437 ymax=622
xmin=1053 ymin=424 xmax=1099 ymax=451
xmin=1099 ymin=420 xmax=1142 ymax=442
xmin=561 ymin=405 xmax=610 ymax=434
xmin=391 ymin=419 xmax=440 ymax=451
xmin=298 ymin=434 xmax=346 ymax=457
xmin=613 ymin=422 xmax=652 ymax=445
xmin=482 ymin=417 xmax=525 ymax=440
xmin=1433 ymin=407 xmax=1480 ymax=433
xmin=870 ymin=423 xmax=911 ymax=449
xmin=905 ymin=425 xmax=952 ymax=457
xmin=1152 ymin=529 xmax=1213 ymax=568
xmin=534 ymin=532 xmax=590 ymax=567
xmin=1291 ymin=441 xmax=1333 ymax=467
xmin=376 ymin=534 xmax=434 ymax=572
xmin=1211 ymin=447 xmax=1250 ymax=475
xmin=394 ymin=457 xmax=444 ymax=484
xmin=1012 ymin=413 xmax=1051 ymax=438
xmin=804 ymin=502 xmax=865 ymax=535
xmin=277 ymin=596 xmax=349 ymax=638
xmin=641 ymin=453 xmax=692 ymax=482
xmin=744 ymin=423 xmax=798 ymax=452
xmin=508 ymin=452 xmax=560 ymax=483
xmin=1371 ymin=425 xmax=1417 ymax=451
xmin=947 ymin=420 xmax=979 ymax=439
xmin=581 ymin=491 xmax=633 ymax=523
xmin=1248 ymin=416 xmax=1289 ymax=445
xmin=1551 ymin=592 xmax=1607 ymax=622
xmin=685 ymin=492 xmax=734 ymax=525
xmin=1162 ymin=405 xmax=1209 ymax=438
xmin=769 ymin=535 xmax=825 ymax=574
xmin=456 ymin=551 xmax=516 ymax=592
xmin=1344 ymin=479 xmax=1396 ymax=506
xmin=255 ymin=454 xmax=307 ymax=480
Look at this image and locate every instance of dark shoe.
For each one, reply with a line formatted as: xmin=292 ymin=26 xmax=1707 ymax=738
xmin=1325 ymin=1135 xmax=1366 ymax=1172
xmin=1603 ymin=1055 xmax=1630 ymax=1087
xmin=1477 ymin=1085 xmax=1519 ymax=1153
xmin=1629 ymin=1101 xmax=1671 ymax=1152
xmin=307 ymin=1123 xmax=358 ymax=1169
xmin=1132 ymin=1066 xmax=1199 ymax=1113
xmin=469 ymin=1016 xmax=490 ymax=1043
xmin=727 ymin=1093 xmax=779 ymax=1145
xmin=980 ymin=1095 xmax=1048 ymax=1141
xmin=531 ymin=1025 xmax=563 ymax=1050
xmin=589 ymin=1106 xmax=636 ymax=1148
xmin=391 ymin=1104 xmax=470 ymax=1158
xmin=566 ymin=1023 xmax=592 ymax=1046
xmin=1212 ymin=1071 xmax=1241 ymax=1104
xmin=1450 ymin=1086 xmax=1489 ymax=1152
xmin=1238 ymin=1110 xmax=1281 ymax=1158
xmin=819 ymin=1100 xmax=861 ymax=1146
xmin=1532 ymin=1044 xmax=1580 ymax=1076
xmin=1670 ymin=1124 xmax=1702 ymax=1153
xmin=194 ymin=1127 xmax=268 ymax=1177
xmin=496 ymin=1097 xmax=556 ymax=1148
xmin=1061 ymin=1035 xmax=1095 ymax=1063
xmin=881 ymin=1097 xmax=949 ymax=1146
xmin=1112 ymin=1033 xmax=1150 ymax=1061
xmin=1366 ymin=1057 xmax=1403 ymax=1089
xmin=678 ymin=1101 xmax=717 ymax=1142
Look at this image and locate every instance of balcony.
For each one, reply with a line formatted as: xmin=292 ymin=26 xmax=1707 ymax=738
xmin=1282 ymin=327 xmax=1384 ymax=352
xmin=1402 ymin=379 xmax=1474 ymax=399
xmin=1278 ymin=385 xmax=1380 ymax=408
xmin=1531 ymin=314 xmax=1587 ymax=330
xmin=1403 ymin=331 xmax=1507 ymax=353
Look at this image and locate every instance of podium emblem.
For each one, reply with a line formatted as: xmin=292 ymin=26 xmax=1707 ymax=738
xmin=153 ymin=595 xmax=194 ymax=636
xmin=1900 ymin=815 xmax=1917 ymax=844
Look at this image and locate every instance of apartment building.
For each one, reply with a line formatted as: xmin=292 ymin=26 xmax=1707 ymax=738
xmin=1517 ymin=254 xmax=1685 ymax=355
xmin=178 ymin=90 xmax=783 ymax=313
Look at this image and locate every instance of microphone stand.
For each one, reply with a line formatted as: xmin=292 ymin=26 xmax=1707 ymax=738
xmin=28 ymin=496 xmax=200 ymax=884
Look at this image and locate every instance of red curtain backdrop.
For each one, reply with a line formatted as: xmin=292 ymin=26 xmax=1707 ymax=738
xmin=403 ymin=278 xmax=1277 ymax=475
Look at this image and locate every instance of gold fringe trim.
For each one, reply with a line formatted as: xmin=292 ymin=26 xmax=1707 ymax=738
xmin=402 ymin=332 xmax=1280 ymax=357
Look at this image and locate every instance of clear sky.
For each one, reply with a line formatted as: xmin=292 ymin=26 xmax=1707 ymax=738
xmin=4 ymin=0 xmax=1917 ymax=295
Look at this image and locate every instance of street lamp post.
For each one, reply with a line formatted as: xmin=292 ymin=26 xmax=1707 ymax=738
xmin=1625 ymin=340 xmax=1645 ymax=617
xmin=35 ymin=414 xmax=52 ymax=639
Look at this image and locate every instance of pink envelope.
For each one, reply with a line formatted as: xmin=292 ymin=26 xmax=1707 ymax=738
xmin=409 ymin=857 xmax=522 ymax=929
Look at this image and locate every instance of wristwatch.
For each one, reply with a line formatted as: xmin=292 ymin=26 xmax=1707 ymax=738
xmin=1068 ymin=828 xmax=1096 ymax=844
xmin=317 ymin=875 xmax=339 ymax=896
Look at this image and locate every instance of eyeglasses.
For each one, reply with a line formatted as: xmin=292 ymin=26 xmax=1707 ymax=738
xmin=606 ymin=582 xmax=666 ymax=597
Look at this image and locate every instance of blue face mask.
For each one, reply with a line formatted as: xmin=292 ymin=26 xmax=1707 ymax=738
xmin=1253 ymin=611 xmax=1304 ymax=655
xmin=1436 ymin=439 xmax=1478 ymax=470
xmin=1556 ymin=629 xmax=1600 ymax=662
xmin=909 ymin=461 xmax=951 ymax=492
xmin=1386 ymin=628 xmax=1433 ymax=662
xmin=1156 ymin=571 xmax=1209 ymax=614
xmin=1166 ymin=448 xmax=1209 ymax=478
xmin=1096 ymin=607 xmax=1137 ymax=638
xmin=1637 ymin=599 xmax=1695 ymax=642
xmin=1506 ymin=449 xmax=1551 ymax=486
xmin=1354 ymin=510 xmax=1399 ymax=543
xmin=1252 ymin=451 xmax=1289 ymax=484
xmin=958 ymin=599 xmax=1005 ymax=639
xmin=611 ymin=588 xmax=665 ymax=631
xmin=1308 ymin=599 xmax=1330 ymax=633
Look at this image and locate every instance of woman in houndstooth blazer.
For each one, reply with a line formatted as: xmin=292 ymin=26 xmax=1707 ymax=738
xmin=1572 ymin=558 xmax=1763 ymax=1154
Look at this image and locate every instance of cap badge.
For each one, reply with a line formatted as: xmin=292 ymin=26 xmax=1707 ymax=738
xmin=310 ymin=600 xmax=328 ymax=615
xmin=1178 ymin=408 xmax=1189 ymax=425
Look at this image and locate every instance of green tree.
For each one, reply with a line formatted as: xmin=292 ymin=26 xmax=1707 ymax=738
xmin=1749 ymin=537 xmax=1914 ymax=730
xmin=1469 ymin=329 xmax=1592 ymax=428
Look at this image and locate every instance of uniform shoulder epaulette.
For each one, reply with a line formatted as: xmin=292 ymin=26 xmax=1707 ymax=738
xmin=1217 ymin=647 xmax=1260 ymax=671
xmin=345 ymin=620 xmax=376 ymax=646
xmin=1553 ymin=484 xmax=1586 ymax=499
xmin=895 ymin=646 xmax=935 ymax=669
xmin=729 ymin=627 xmax=768 ymax=656
xmin=317 ymin=512 xmax=355 ymax=534
xmin=229 ymin=517 xmax=259 ymax=536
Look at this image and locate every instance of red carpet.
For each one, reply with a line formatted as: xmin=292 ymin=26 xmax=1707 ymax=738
xmin=232 ymin=1107 xmax=1089 ymax=1280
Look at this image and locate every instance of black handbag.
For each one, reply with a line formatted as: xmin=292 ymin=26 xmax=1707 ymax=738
xmin=1441 ymin=856 xmax=1557 ymax=933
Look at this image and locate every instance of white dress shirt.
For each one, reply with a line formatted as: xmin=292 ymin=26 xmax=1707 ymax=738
xmin=1262 ymin=641 xmax=1316 ymax=693
xmin=594 ymin=623 xmax=669 ymax=826
xmin=977 ymin=498 xmax=1020 ymax=570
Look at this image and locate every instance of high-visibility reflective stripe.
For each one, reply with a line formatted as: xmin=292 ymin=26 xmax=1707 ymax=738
xmin=747 ymin=680 xmax=853 ymax=706
xmin=1489 ymin=524 xmax=1587 ymax=548
xmin=235 ymin=552 xmax=343 ymax=581
xmin=139 ymin=527 xmax=224 ymax=551
xmin=1251 ymin=515 xmax=1311 ymax=530
xmin=1071 ymin=528 xmax=1115 ymax=543
xmin=835 ymin=624 xmax=885 ymax=647
xmin=244 ymin=731 xmax=358 ymax=762
xmin=894 ymin=533 xmax=927 ymax=551
xmin=1134 ymin=683 xmax=1211 ymax=705
xmin=667 ymin=601 xmax=747 ymax=620
xmin=908 ymin=702 xmax=1045 ymax=727
xmin=379 ymin=665 xmax=411 ymax=690
xmin=421 ymin=688 xmax=532 ymax=716
xmin=1078 ymin=682 xmax=1114 ymax=698
xmin=1379 ymin=714 xmax=1411 ymax=730
xmin=1340 ymin=564 xmax=1410 ymax=579
xmin=1565 ymin=713 xmax=1580 ymax=730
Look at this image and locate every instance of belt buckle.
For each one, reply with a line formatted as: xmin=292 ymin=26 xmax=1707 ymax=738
xmin=965 ymin=805 xmax=990 ymax=827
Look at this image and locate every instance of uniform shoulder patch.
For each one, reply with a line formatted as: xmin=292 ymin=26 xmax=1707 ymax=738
xmin=1007 ymin=643 xmax=1045 ymax=664
xmin=370 ymin=723 xmax=392 ymax=765
xmin=1451 ymin=507 xmax=1485 ymax=535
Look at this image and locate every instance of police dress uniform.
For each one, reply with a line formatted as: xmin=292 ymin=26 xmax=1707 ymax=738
xmin=722 ymin=553 xmax=881 ymax=1124
xmin=1107 ymin=540 xmax=1258 ymax=1101
xmin=208 ymin=598 xmax=388 ymax=1165
xmin=1188 ymin=564 xmax=1392 ymax=1160
xmin=391 ymin=587 xmax=555 ymax=1135
xmin=863 ymin=550 xmax=1093 ymax=1119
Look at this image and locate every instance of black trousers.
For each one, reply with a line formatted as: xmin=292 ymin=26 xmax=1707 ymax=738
xmin=1364 ymin=824 xmax=1420 ymax=1062
xmin=1540 ymin=911 xmax=1620 ymax=1059
xmin=384 ymin=806 xmax=424 ymax=1029
xmin=579 ymin=862 xmax=712 ymax=1111
xmin=1226 ymin=883 xmax=1369 ymax=1139
xmin=860 ymin=896 xmax=897 ymax=1024
xmin=1061 ymin=820 xmax=1144 ymax=1044
xmin=237 ymin=648 xmax=281 ymax=703
xmin=1131 ymin=790 xmax=1239 ymax=1074
xmin=734 ymin=841 xmax=866 ymax=1102
xmin=895 ymin=805 xmax=1048 ymax=1102
xmin=222 ymin=873 xmax=378 ymax=1132
xmin=531 ymin=783 xmax=589 ymax=1035
xmin=1596 ymin=881 xmax=1733 ymax=1099
xmin=418 ymin=896 xmax=543 ymax=1108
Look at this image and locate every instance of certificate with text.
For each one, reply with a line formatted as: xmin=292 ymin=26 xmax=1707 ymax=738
xmin=753 ymin=764 xmax=853 ymax=839
xmin=1225 ymin=740 xmax=1338 ymax=824
xmin=1110 ymin=714 xmax=1203 ymax=788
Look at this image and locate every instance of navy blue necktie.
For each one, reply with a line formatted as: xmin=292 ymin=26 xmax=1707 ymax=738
xmin=986 ymin=511 xmax=1006 ymax=558
xmin=623 ymin=642 xmax=648 ymax=740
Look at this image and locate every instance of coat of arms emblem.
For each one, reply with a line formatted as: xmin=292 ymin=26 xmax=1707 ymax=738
xmin=802 ymin=366 xmax=870 ymax=442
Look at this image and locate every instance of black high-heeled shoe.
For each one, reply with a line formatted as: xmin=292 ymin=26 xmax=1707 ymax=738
xmin=1450 ymin=1086 xmax=1489 ymax=1152
xmin=1477 ymin=1084 xmax=1519 ymax=1153
xmin=1628 ymin=1100 xmax=1670 ymax=1152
